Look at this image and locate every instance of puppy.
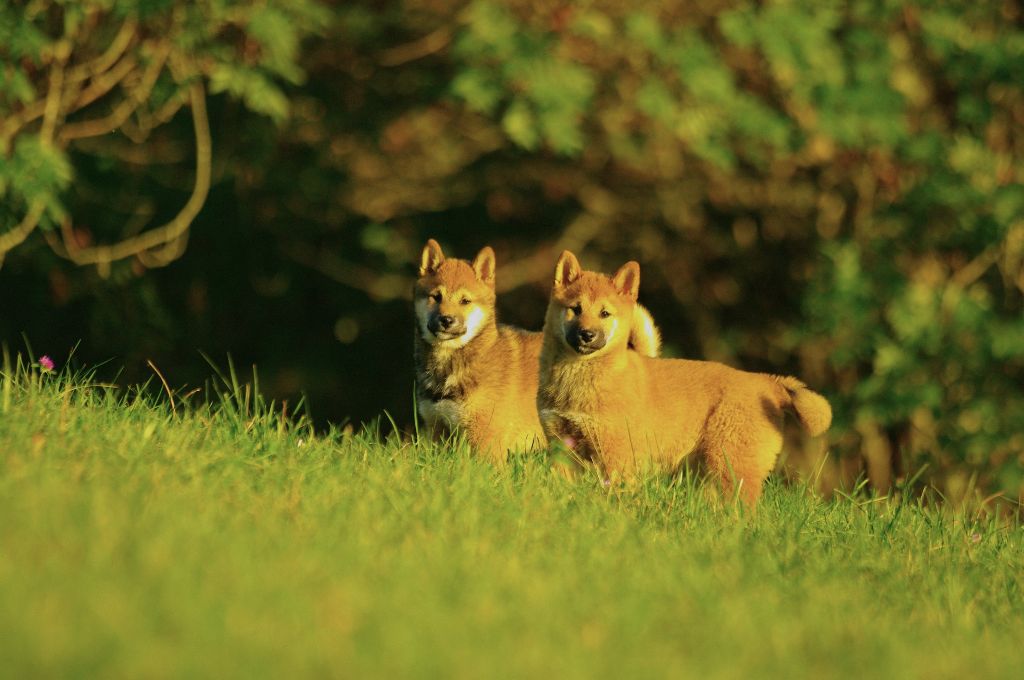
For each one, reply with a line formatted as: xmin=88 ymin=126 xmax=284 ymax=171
xmin=414 ymin=239 xmax=662 ymax=461
xmin=536 ymin=250 xmax=831 ymax=505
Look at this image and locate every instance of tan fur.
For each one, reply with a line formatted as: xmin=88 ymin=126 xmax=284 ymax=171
xmin=627 ymin=304 xmax=661 ymax=357
xmin=414 ymin=240 xmax=662 ymax=462
xmin=537 ymin=251 xmax=832 ymax=506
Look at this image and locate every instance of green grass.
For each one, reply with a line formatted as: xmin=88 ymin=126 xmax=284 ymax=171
xmin=1 ymin=361 xmax=1022 ymax=679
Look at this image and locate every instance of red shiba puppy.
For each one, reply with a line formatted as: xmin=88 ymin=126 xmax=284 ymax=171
xmin=414 ymin=239 xmax=662 ymax=461
xmin=536 ymin=250 xmax=831 ymax=505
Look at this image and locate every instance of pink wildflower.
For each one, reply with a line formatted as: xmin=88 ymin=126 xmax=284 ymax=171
xmin=38 ymin=355 xmax=55 ymax=372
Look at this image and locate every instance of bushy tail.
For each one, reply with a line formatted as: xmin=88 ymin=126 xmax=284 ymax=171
xmin=774 ymin=376 xmax=832 ymax=437
xmin=628 ymin=303 xmax=662 ymax=357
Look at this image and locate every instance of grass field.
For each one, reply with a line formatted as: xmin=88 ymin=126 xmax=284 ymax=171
xmin=1 ymin=361 xmax=1022 ymax=678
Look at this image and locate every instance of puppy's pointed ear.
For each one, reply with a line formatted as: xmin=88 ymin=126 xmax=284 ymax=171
xmin=553 ymin=250 xmax=581 ymax=289
xmin=472 ymin=246 xmax=496 ymax=287
xmin=612 ymin=261 xmax=640 ymax=300
xmin=419 ymin=239 xmax=445 ymax=276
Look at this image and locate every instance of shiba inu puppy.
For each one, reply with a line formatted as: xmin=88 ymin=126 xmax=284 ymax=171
xmin=536 ymin=250 xmax=832 ymax=505
xmin=414 ymin=239 xmax=662 ymax=461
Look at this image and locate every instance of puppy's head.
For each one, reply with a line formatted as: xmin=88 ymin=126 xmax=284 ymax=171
xmin=546 ymin=250 xmax=640 ymax=359
xmin=414 ymin=239 xmax=496 ymax=347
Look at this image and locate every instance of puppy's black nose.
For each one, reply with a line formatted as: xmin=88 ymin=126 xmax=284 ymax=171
xmin=578 ymin=329 xmax=596 ymax=343
xmin=438 ymin=315 xmax=455 ymax=329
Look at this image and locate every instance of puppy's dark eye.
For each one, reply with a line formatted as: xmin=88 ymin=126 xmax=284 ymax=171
xmin=430 ymin=293 xmax=442 ymax=303
xmin=570 ymin=304 xmax=582 ymax=315
xmin=600 ymin=310 xmax=611 ymax=318
xmin=460 ymin=298 xmax=471 ymax=306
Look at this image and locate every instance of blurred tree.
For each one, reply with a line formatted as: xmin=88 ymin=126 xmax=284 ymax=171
xmin=0 ymin=0 xmax=328 ymax=269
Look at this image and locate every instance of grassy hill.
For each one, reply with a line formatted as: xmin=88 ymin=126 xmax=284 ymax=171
xmin=1 ymin=362 xmax=1022 ymax=678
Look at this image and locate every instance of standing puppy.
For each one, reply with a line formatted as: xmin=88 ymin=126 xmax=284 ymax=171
xmin=414 ymin=239 xmax=662 ymax=461
xmin=536 ymin=250 xmax=832 ymax=505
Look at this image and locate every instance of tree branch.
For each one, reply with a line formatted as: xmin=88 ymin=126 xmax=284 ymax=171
xmin=66 ymin=16 xmax=138 ymax=83
xmin=378 ymin=27 xmax=452 ymax=66
xmin=68 ymin=53 xmax=140 ymax=112
xmin=58 ymin=81 xmax=211 ymax=268
xmin=494 ymin=205 xmax=609 ymax=292
xmin=0 ymin=202 xmax=46 ymax=267
xmin=136 ymin=230 xmax=190 ymax=268
xmin=40 ymin=42 xmax=69 ymax=142
xmin=60 ymin=43 xmax=171 ymax=141
xmin=284 ymin=243 xmax=412 ymax=300
xmin=1 ymin=49 xmax=138 ymax=147
xmin=121 ymin=87 xmax=188 ymax=143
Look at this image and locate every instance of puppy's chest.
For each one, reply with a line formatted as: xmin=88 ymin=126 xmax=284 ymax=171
xmin=538 ymin=364 xmax=623 ymax=460
xmin=416 ymin=365 xmax=483 ymax=431
xmin=544 ymin=361 xmax=601 ymax=400
xmin=421 ymin=391 xmax=513 ymax=434
xmin=416 ymin=341 xmax=523 ymax=431
xmin=418 ymin=350 xmax=473 ymax=398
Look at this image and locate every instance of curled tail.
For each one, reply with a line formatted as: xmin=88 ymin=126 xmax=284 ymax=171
xmin=628 ymin=303 xmax=662 ymax=357
xmin=774 ymin=376 xmax=832 ymax=437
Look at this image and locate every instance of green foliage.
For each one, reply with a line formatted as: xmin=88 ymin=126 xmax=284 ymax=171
xmin=0 ymin=5 xmax=48 ymax=62
xmin=209 ymin=64 xmax=291 ymax=123
xmin=0 ymin=67 xmax=36 ymax=108
xmin=0 ymin=137 xmax=73 ymax=224
xmin=1 ymin=368 xmax=1022 ymax=676
xmin=454 ymin=2 xmax=595 ymax=154
xmin=0 ymin=0 xmax=328 ymax=242
xmin=193 ymin=0 xmax=330 ymax=122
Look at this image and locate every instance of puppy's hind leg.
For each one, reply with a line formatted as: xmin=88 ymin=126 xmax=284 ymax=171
xmin=701 ymin=408 xmax=784 ymax=508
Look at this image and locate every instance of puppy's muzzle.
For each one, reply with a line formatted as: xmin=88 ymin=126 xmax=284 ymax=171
xmin=428 ymin=314 xmax=464 ymax=339
xmin=567 ymin=327 xmax=605 ymax=354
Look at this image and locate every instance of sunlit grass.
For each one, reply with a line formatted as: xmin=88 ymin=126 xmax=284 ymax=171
xmin=1 ymin=358 xmax=1022 ymax=678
